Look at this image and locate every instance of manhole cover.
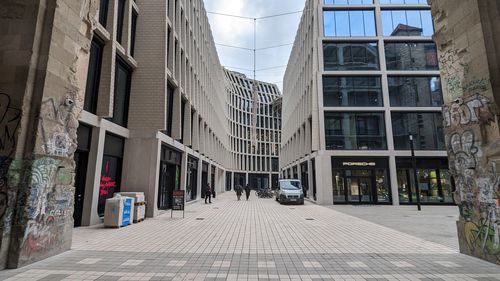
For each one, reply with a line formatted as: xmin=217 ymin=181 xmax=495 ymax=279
xmin=305 ymin=218 xmax=315 ymax=221
xmin=213 ymin=207 xmax=219 ymax=209
xmin=195 ymin=218 xmax=205 ymax=220
xmin=289 ymin=208 xmax=295 ymax=210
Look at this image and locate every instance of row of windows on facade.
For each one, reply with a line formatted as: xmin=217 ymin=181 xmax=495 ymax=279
xmin=231 ymin=140 xmax=280 ymax=157
xmin=234 ymin=155 xmax=280 ymax=172
xmin=323 ymin=42 xmax=438 ymax=71
xmin=99 ymin=0 xmax=138 ymax=55
xmin=229 ymin=88 xmax=280 ymax=108
xmin=323 ymin=76 xmax=442 ymax=107
xmin=225 ymin=72 xmax=281 ymax=96
xmin=230 ymin=98 xmax=279 ymax=117
xmin=323 ymin=9 xmax=433 ymax=37
xmin=231 ymin=124 xmax=281 ymax=142
xmin=324 ymin=112 xmax=445 ymax=151
xmin=230 ymin=112 xmax=282 ymax=130
xmin=324 ymin=0 xmax=428 ymax=5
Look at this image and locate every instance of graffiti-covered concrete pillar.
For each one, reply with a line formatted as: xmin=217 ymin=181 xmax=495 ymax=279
xmin=429 ymin=0 xmax=500 ymax=265
xmin=0 ymin=0 xmax=97 ymax=269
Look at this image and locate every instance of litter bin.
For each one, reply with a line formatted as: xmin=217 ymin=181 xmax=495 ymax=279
xmin=118 ymin=192 xmax=146 ymax=223
xmin=104 ymin=194 xmax=135 ymax=228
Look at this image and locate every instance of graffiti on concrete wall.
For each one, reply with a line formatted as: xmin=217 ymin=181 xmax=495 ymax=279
xmin=39 ymin=94 xmax=79 ymax=157
xmin=443 ymin=94 xmax=495 ymax=128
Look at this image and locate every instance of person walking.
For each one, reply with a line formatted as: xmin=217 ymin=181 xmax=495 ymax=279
xmin=211 ymin=184 xmax=216 ymax=199
xmin=204 ymin=183 xmax=212 ymax=204
xmin=235 ymin=184 xmax=243 ymax=201
xmin=244 ymin=184 xmax=251 ymax=200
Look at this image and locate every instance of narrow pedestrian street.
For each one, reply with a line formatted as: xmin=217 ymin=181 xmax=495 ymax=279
xmin=1 ymin=193 xmax=499 ymax=281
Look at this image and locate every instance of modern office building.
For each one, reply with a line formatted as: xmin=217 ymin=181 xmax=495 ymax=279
xmin=224 ymin=69 xmax=282 ymax=191
xmin=281 ymin=0 xmax=452 ymax=205
xmin=74 ymin=0 xmax=232 ymax=226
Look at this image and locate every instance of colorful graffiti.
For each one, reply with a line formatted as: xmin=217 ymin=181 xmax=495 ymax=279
xmin=443 ymin=94 xmax=495 ymax=128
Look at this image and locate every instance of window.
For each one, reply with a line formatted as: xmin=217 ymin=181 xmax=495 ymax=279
xmin=98 ymin=134 xmax=124 ymax=216
xmin=323 ymin=76 xmax=382 ymax=107
xmin=272 ymin=158 xmax=279 ymax=172
xmin=380 ymin=0 xmax=428 ymax=4
xmin=388 ymin=76 xmax=443 ymax=107
xmin=324 ymin=10 xmax=376 ymax=36
xmin=325 ymin=0 xmax=373 ymax=3
xmin=391 ymin=112 xmax=445 ymax=150
xmin=131 ymin=10 xmax=138 ymax=57
xmin=324 ymin=112 xmax=387 ymax=150
xmin=99 ymin=0 xmax=109 ymax=27
xmin=381 ymin=10 xmax=433 ymax=36
xmin=166 ymin=84 xmax=175 ymax=137
xmin=109 ymin=57 xmax=132 ymax=127
xmin=324 ymin=42 xmax=379 ymax=71
xmin=84 ymin=37 xmax=104 ymax=114
xmin=116 ymin=0 xmax=126 ymax=44
xmin=385 ymin=42 xmax=438 ymax=70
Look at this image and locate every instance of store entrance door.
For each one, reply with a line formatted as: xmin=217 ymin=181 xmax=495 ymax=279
xmin=158 ymin=162 xmax=177 ymax=210
xmin=346 ymin=170 xmax=374 ymax=203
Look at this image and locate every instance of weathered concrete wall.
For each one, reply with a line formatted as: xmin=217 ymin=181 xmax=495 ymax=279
xmin=0 ymin=0 xmax=97 ymax=269
xmin=429 ymin=0 xmax=500 ymax=265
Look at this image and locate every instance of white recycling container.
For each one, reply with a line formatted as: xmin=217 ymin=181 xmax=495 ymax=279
xmin=118 ymin=192 xmax=146 ymax=223
xmin=104 ymin=194 xmax=135 ymax=227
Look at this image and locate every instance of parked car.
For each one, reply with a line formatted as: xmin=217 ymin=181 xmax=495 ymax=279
xmin=276 ymin=179 xmax=304 ymax=205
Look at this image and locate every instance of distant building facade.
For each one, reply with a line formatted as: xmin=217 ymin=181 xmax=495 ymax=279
xmin=281 ymin=0 xmax=451 ymax=206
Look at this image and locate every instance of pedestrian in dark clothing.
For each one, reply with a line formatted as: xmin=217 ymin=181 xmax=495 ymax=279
xmin=205 ymin=183 xmax=212 ymax=204
xmin=235 ymin=184 xmax=243 ymax=201
xmin=244 ymin=184 xmax=251 ymax=200
xmin=211 ymin=185 xmax=216 ymax=199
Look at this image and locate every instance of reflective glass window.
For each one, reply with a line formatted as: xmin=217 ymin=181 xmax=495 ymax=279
xmin=385 ymin=42 xmax=438 ymax=70
xmin=324 ymin=10 xmax=376 ymax=36
xmin=391 ymin=112 xmax=445 ymax=150
xmin=325 ymin=0 xmax=373 ymax=3
xmin=381 ymin=10 xmax=433 ymax=36
xmin=323 ymin=76 xmax=382 ymax=107
xmin=324 ymin=42 xmax=379 ymax=70
xmin=388 ymin=76 xmax=443 ymax=107
xmin=325 ymin=112 xmax=387 ymax=150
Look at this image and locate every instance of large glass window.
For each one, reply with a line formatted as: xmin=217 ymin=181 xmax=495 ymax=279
xmin=109 ymin=57 xmax=132 ymax=127
xmin=381 ymin=10 xmax=433 ymax=36
xmin=324 ymin=10 xmax=376 ymax=36
xmin=325 ymin=112 xmax=387 ymax=150
xmin=84 ymin=37 xmax=104 ymax=114
xmin=116 ymin=0 xmax=126 ymax=44
xmin=323 ymin=76 xmax=382 ymax=107
xmin=131 ymin=10 xmax=138 ymax=57
xmin=324 ymin=42 xmax=379 ymax=71
xmin=385 ymin=42 xmax=438 ymax=70
xmin=98 ymin=0 xmax=109 ymax=27
xmin=388 ymin=76 xmax=443 ymax=107
xmin=391 ymin=112 xmax=445 ymax=150
xmin=98 ymin=134 xmax=124 ymax=216
xmin=325 ymin=0 xmax=373 ymax=3
xmin=380 ymin=0 xmax=427 ymax=4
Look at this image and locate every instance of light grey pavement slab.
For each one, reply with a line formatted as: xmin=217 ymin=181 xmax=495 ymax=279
xmin=0 ymin=192 xmax=498 ymax=281
xmin=327 ymin=205 xmax=460 ymax=250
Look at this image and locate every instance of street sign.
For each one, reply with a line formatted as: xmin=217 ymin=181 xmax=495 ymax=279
xmin=171 ymin=190 xmax=185 ymax=218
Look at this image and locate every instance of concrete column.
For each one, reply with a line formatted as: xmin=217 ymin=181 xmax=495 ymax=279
xmin=81 ymin=127 xmax=106 ymax=226
xmin=315 ymin=153 xmax=332 ymax=205
xmin=389 ymin=156 xmax=400 ymax=206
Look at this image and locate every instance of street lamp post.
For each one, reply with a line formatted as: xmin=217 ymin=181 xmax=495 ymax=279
xmin=409 ymin=134 xmax=422 ymax=211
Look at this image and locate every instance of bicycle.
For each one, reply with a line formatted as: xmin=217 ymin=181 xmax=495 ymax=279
xmin=255 ymin=188 xmax=274 ymax=199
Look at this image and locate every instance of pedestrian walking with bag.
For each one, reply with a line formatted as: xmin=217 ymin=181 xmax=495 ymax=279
xmin=205 ymin=183 xmax=212 ymax=204
xmin=244 ymin=184 xmax=251 ymax=201
xmin=235 ymin=184 xmax=243 ymax=201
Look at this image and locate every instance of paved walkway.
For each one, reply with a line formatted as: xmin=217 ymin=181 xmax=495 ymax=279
xmin=1 ymin=192 xmax=499 ymax=280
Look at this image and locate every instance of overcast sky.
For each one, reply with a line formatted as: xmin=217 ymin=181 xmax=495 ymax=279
xmin=203 ymin=0 xmax=306 ymax=92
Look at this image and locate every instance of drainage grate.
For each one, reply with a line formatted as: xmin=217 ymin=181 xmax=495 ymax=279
xmin=305 ymin=218 xmax=315 ymax=221
xmin=195 ymin=218 xmax=205 ymax=220
xmin=213 ymin=207 xmax=219 ymax=209
xmin=289 ymin=208 xmax=295 ymax=210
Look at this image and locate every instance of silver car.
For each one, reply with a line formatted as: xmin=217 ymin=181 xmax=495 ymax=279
xmin=276 ymin=179 xmax=304 ymax=205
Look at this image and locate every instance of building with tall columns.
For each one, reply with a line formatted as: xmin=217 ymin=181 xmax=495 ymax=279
xmin=429 ymin=0 xmax=500 ymax=265
xmin=281 ymin=0 xmax=451 ymax=206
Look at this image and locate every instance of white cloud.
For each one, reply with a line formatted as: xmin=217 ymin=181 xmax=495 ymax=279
xmin=203 ymin=0 xmax=306 ymax=92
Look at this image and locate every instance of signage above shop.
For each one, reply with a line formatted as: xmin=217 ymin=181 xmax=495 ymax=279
xmin=342 ymin=162 xmax=376 ymax=167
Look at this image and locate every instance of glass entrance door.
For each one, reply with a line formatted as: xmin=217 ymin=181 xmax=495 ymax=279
xmin=346 ymin=170 xmax=374 ymax=204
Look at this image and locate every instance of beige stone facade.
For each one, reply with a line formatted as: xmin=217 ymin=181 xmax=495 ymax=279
xmin=429 ymin=0 xmax=500 ymax=265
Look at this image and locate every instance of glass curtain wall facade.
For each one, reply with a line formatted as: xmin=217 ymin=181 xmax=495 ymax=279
xmin=281 ymin=0 xmax=451 ymax=205
xmin=225 ymin=69 xmax=281 ymax=190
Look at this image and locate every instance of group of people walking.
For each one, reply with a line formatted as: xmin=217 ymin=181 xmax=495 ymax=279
xmin=234 ymin=184 xmax=251 ymax=201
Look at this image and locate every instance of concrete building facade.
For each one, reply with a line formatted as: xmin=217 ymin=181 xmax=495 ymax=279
xmin=429 ymin=0 xmax=500 ymax=265
xmin=224 ymin=69 xmax=281 ymax=191
xmin=0 ymin=0 xmax=98 ymax=269
xmin=281 ymin=0 xmax=451 ymax=206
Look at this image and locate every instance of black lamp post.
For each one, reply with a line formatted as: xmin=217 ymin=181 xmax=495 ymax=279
xmin=409 ymin=133 xmax=422 ymax=211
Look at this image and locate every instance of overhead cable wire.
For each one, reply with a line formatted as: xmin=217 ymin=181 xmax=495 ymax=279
xmin=207 ymin=9 xmax=309 ymax=20
xmin=257 ymin=65 xmax=287 ymax=71
xmin=215 ymin=43 xmax=253 ymax=51
xmin=216 ymin=42 xmax=294 ymax=51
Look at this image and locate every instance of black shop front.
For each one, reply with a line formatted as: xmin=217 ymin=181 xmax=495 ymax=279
xmin=332 ymin=157 xmax=391 ymax=205
xmin=157 ymin=145 xmax=182 ymax=210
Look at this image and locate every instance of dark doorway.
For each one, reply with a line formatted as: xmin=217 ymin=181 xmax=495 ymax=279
xmin=74 ymin=125 xmax=91 ymax=227
xmin=158 ymin=146 xmax=182 ymax=210
xmin=311 ymin=159 xmax=317 ymax=201
xmin=226 ymin=172 xmax=232 ymax=191
xmin=186 ymin=156 xmax=198 ymax=201
xmin=98 ymin=133 xmax=124 ymax=216
xmin=201 ymin=162 xmax=208 ymax=197
xmin=248 ymin=174 xmax=269 ymax=190
xmin=300 ymin=161 xmax=309 ymax=198
xmin=271 ymin=174 xmax=279 ymax=190
xmin=210 ymin=165 xmax=215 ymax=191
